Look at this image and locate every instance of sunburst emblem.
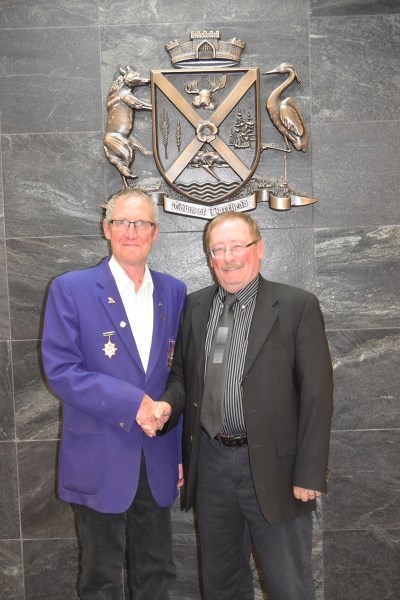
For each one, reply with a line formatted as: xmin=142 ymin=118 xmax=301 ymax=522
xmin=103 ymin=331 xmax=117 ymax=359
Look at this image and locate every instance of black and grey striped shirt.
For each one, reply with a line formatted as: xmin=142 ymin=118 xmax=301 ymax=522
xmin=205 ymin=276 xmax=259 ymax=436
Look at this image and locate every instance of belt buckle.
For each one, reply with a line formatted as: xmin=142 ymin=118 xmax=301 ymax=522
xmin=215 ymin=433 xmax=247 ymax=447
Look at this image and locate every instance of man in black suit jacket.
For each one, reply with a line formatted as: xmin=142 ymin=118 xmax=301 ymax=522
xmin=158 ymin=211 xmax=333 ymax=600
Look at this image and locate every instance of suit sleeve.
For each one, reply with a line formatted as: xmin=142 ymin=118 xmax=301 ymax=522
xmin=41 ymin=276 xmax=144 ymax=432
xmin=159 ymin=312 xmax=187 ymax=431
xmin=293 ymin=294 xmax=334 ymax=492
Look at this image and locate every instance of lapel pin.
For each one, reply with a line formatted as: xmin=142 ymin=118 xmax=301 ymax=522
xmin=158 ymin=302 xmax=162 ymax=308
xmin=102 ymin=331 xmax=117 ymax=358
xmin=108 ymin=297 xmax=115 ymax=304
xmin=120 ymin=321 xmax=127 ymax=328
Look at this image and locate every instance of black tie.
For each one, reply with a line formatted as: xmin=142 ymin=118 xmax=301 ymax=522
xmin=201 ymin=293 xmax=237 ymax=438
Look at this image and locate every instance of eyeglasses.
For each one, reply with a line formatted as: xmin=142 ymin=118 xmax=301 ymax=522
xmin=109 ymin=219 xmax=155 ymax=230
xmin=209 ymin=240 xmax=258 ymax=259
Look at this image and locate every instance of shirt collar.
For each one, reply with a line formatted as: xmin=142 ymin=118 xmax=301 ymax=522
xmin=217 ymin=275 xmax=260 ymax=306
xmin=108 ymin=256 xmax=153 ymax=294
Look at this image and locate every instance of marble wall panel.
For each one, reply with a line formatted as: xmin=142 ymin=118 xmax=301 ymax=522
xmin=310 ymin=15 xmax=400 ymax=123
xmin=149 ymin=231 xmax=213 ymax=294
xmin=328 ymin=329 xmax=400 ymax=430
xmin=0 ymin=341 xmax=13 ymax=441
xmin=3 ymin=133 xmax=107 ymax=238
xmin=98 ymin=0 xmax=310 ymax=27
xmin=172 ymin=534 xmax=202 ymax=600
xmin=323 ymin=529 xmax=400 ymax=600
xmin=0 ymin=0 xmax=98 ymax=28
xmin=23 ymin=539 xmax=79 ymax=600
xmin=311 ymin=0 xmax=400 ymax=17
xmin=0 ymin=442 xmax=20 ymax=539
xmin=7 ymin=236 xmax=108 ymax=341
xmin=0 ymin=540 xmax=24 ymax=600
xmin=315 ymin=226 xmax=400 ymax=329
xmin=171 ymin=499 xmax=197 ymax=535
xmin=0 ymin=239 xmax=10 ymax=340
xmin=260 ymin=227 xmax=316 ymax=291
xmin=0 ymin=142 xmax=4 ymax=237
xmin=312 ymin=121 xmax=400 ymax=228
xmin=13 ymin=340 xmax=61 ymax=442
xmin=0 ymin=27 xmax=102 ymax=134
xmin=18 ymin=441 xmax=76 ymax=539
xmin=324 ymin=430 xmax=400 ymax=531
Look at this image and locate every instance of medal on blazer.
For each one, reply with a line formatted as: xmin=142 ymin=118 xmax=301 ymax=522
xmin=103 ymin=331 xmax=117 ymax=358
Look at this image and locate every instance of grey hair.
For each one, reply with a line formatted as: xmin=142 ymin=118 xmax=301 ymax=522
xmin=104 ymin=189 xmax=159 ymax=225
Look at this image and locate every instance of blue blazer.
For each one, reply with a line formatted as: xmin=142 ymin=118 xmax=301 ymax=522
xmin=42 ymin=258 xmax=186 ymax=513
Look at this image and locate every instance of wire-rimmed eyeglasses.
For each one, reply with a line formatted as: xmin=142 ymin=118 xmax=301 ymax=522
xmin=209 ymin=240 xmax=258 ymax=259
xmin=109 ymin=219 xmax=155 ymax=230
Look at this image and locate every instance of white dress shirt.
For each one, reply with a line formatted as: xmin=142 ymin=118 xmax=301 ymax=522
xmin=108 ymin=256 xmax=154 ymax=372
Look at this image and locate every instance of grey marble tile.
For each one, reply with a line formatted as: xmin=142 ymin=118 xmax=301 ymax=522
xmin=328 ymin=329 xmax=400 ymax=430
xmin=324 ymin=430 xmax=400 ymax=531
xmin=324 ymin=529 xmax=400 ymax=600
xmin=7 ymin=236 xmax=108 ymax=341
xmin=0 ymin=540 xmax=24 ymax=600
xmin=23 ymin=538 xmax=80 ymax=600
xmin=0 ymin=143 xmax=4 ymax=238
xmin=3 ymin=132 xmax=107 ymax=238
xmin=0 ymin=0 xmax=98 ymax=28
xmin=315 ymin=226 xmax=400 ymax=329
xmin=149 ymin=231 xmax=213 ymax=294
xmin=310 ymin=15 xmax=400 ymax=123
xmin=13 ymin=340 xmax=61 ymax=441
xmin=0 ymin=442 xmax=20 ymax=539
xmin=312 ymin=121 xmax=400 ymax=228
xmin=0 ymin=238 xmax=10 ymax=340
xmin=99 ymin=0 xmax=309 ymax=26
xmin=18 ymin=441 xmax=76 ymax=539
xmin=171 ymin=499 xmax=197 ymax=536
xmin=172 ymin=534 xmax=202 ymax=599
xmin=0 ymin=27 xmax=102 ymax=134
xmin=261 ymin=227 xmax=316 ymax=292
xmin=0 ymin=341 xmax=13 ymax=441
xmin=311 ymin=0 xmax=400 ymax=17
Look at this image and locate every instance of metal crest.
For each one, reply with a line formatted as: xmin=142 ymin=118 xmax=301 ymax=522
xmin=151 ymin=67 xmax=261 ymax=205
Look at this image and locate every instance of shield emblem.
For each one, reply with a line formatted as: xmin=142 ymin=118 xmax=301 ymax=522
xmin=151 ymin=67 xmax=261 ymax=205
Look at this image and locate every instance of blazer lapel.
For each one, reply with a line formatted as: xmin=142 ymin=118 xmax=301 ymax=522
xmin=191 ymin=285 xmax=217 ymax=385
xmin=243 ymin=277 xmax=279 ymax=376
xmin=97 ymin=259 xmax=144 ymax=371
xmin=146 ymin=275 xmax=167 ymax=381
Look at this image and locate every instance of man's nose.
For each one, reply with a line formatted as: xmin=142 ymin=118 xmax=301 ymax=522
xmin=125 ymin=222 xmax=138 ymax=238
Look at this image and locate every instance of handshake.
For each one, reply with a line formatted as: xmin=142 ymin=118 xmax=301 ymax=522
xmin=135 ymin=394 xmax=172 ymax=437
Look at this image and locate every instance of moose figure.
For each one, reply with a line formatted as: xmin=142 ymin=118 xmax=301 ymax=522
xmin=103 ymin=66 xmax=152 ymax=187
xmin=184 ymin=75 xmax=227 ymax=110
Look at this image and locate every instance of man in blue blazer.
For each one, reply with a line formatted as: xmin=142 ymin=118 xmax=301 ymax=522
xmin=159 ymin=211 xmax=333 ymax=600
xmin=42 ymin=189 xmax=186 ymax=600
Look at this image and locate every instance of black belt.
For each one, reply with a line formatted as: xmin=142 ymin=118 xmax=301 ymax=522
xmin=214 ymin=433 xmax=247 ymax=447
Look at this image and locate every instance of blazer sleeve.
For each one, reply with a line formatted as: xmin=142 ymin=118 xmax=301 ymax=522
xmin=293 ymin=293 xmax=334 ymax=492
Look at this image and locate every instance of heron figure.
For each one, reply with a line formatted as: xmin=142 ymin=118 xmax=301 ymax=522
xmin=263 ymin=63 xmax=309 ymax=186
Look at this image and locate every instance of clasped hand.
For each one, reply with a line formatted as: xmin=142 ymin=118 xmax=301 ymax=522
xmin=135 ymin=394 xmax=171 ymax=437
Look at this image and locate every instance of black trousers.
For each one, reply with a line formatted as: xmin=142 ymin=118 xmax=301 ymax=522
xmin=74 ymin=454 xmax=176 ymax=600
xmin=196 ymin=430 xmax=315 ymax=600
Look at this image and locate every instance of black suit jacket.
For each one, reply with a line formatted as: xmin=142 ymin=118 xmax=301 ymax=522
xmin=162 ymin=276 xmax=333 ymax=524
